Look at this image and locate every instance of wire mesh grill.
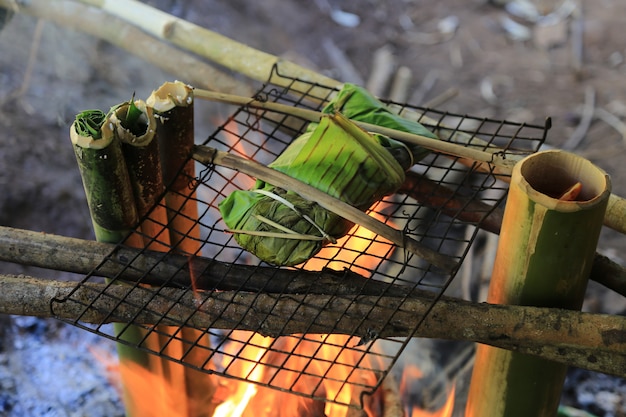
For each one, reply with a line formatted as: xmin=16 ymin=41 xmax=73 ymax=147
xmin=51 ymin=67 xmax=548 ymax=409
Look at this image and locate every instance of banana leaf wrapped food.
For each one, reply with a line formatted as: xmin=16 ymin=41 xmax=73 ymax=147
xmin=219 ymin=85 xmax=437 ymax=266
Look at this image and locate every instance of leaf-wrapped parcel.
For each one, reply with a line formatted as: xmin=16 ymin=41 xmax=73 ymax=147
xmin=220 ymin=113 xmax=409 ymax=266
xmin=219 ymin=84 xmax=438 ymax=266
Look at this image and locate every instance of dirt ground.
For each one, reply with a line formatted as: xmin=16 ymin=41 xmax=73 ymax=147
xmin=1 ymin=0 xmax=626 ymax=415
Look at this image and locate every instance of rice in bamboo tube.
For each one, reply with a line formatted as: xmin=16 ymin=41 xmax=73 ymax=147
xmin=466 ymin=150 xmax=611 ymax=417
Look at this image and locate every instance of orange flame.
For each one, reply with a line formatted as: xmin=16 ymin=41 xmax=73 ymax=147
xmin=303 ymin=201 xmax=396 ymax=275
xmin=119 ymin=117 xmax=457 ymax=417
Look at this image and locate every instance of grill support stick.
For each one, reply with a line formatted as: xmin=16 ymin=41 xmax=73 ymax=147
xmin=0 ymin=273 xmax=623 ymax=378
xmin=0 ymin=226 xmax=625 ymax=378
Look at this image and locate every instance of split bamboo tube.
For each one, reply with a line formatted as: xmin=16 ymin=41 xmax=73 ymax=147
xmin=70 ymin=111 xmax=154 ymax=417
xmin=466 ymin=150 xmax=611 ymax=417
xmin=111 ymin=100 xmax=191 ymax=416
xmin=147 ymin=81 xmax=217 ymax=416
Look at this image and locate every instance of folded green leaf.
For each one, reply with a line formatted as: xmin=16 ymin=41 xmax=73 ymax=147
xmin=74 ymin=109 xmax=107 ymax=139
xmin=316 ymin=83 xmax=438 ymax=161
xmin=219 ymin=114 xmax=406 ymax=266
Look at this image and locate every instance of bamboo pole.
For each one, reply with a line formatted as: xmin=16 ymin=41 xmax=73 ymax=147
xmin=73 ymin=0 xmax=337 ymax=97
xmin=147 ymin=81 xmax=217 ymax=417
xmin=0 ymin=0 xmax=251 ymax=95
xmin=2 ymin=274 xmax=624 ymax=377
xmin=466 ymin=150 xmax=612 ymax=417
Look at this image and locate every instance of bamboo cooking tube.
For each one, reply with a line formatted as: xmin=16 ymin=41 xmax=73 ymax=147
xmin=147 ymin=81 xmax=217 ymax=416
xmin=465 ymin=150 xmax=611 ymax=417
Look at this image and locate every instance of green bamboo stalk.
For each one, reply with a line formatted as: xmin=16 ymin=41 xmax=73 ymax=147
xmin=0 ymin=0 xmax=251 ymax=96
xmin=147 ymin=81 xmax=217 ymax=417
xmin=465 ymin=150 xmax=611 ymax=417
xmin=70 ymin=109 xmax=156 ymax=417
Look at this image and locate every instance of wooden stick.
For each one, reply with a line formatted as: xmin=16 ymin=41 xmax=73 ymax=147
xmin=1 ymin=274 xmax=622 ymax=377
xmin=0 ymin=225 xmax=442 ymax=298
xmin=192 ymin=88 xmax=517 ymax=174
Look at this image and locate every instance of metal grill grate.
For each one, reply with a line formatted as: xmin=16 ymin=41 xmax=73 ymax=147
xmin=51 ymin=67 xmax=548 ymax=409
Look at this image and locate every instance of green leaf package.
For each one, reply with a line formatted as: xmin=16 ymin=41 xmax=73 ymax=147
xmin=219 ymin=84 xmax=436 ymax=266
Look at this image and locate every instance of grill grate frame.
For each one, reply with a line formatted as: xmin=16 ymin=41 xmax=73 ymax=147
xmin=51 ymin=67 xmax=548 ymax=409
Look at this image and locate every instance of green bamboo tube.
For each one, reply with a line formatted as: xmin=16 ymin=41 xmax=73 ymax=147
xmin=70 ymin=111 xmax=154 ymax=417
xmin=70 ymin=111 xmax=143 ymax=247
xmin=147 ymin=81 xmax=217 ymax=416
xmin=465 ymin=150 xmax=611 ymax=417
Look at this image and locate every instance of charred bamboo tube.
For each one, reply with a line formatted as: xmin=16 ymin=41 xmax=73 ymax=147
xmin=111 ymin=99 xmax=191 ymax=416
xmin=147 ymin=81 xmax=217 ymax=416
xmin=466 ymin=150 xmax=611 ymax=417
xmin=2 ymin=274 xmax=624 ymax=378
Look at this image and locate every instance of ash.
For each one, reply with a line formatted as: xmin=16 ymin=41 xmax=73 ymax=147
xmin=0 ymin=316 xmax=124 ymax=417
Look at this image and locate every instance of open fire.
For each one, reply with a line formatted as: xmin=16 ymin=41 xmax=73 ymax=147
xmin=112 ymin=332 xmax=456 ymax=417
xmin=155 ymin=111 xmax=457 ymax=416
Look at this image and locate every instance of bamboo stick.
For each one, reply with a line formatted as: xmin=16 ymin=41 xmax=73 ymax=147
xmin=147 ymin=81 xmax=217 ymax=416
xmin=192 ymin=89 xmax=517 ymax=174
xmin=1 ymin=274 xmax=623 ymax=377
xmin=0 ymin=0 xmax=251 ymax=95
xmin=466 ymin=150 xmax=611 ymax=417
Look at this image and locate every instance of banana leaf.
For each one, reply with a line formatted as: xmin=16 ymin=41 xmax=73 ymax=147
xmin=219 ymin=84 xmax=438 ymax=266
xmin=313 ymin=83 xmax=438 ymax=161
xmin=219 ymin=113 xmax=408 ymax=266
